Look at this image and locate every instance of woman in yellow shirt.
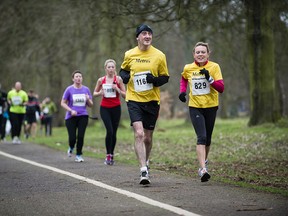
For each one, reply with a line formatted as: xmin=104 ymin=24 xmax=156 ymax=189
xmin=179 ymin=42 xmax=224 ymax=182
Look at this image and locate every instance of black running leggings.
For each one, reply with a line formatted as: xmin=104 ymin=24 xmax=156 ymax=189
xmin=100 ymin=105 xmax=121 ymax=155
xmin=0 ymin=114 xmax=7 ymax=139
xmin=65 ymin=115 xmax=88 ymax=155
xmin=9 ymin=112 xmax=25 ymax=138
xmin=189 ymin=107 xmax=218 ymax=146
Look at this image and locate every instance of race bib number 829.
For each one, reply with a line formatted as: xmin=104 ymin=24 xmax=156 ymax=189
xmin=192 ymin=77 xmax=210 ymax=95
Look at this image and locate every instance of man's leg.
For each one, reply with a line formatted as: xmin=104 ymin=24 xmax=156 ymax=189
xmin=144 ymin=129 xmax=154 ymax=164
xmin=132 ymin=121 xmax=146 ymax=168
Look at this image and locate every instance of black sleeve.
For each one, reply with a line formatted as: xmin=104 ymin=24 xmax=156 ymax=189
xmin=153 ymin=75 xmax=169 ymax=87
xmin=36 ymin=104 xmax=41 ymax=113
xmin=119 ymin=69 xmax=130 ymax=84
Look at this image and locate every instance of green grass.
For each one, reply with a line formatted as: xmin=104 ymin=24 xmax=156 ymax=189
xmin=32 ymin=117 xmax=288 ymax=197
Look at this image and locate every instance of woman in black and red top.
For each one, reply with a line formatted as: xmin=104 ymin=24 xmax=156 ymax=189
xmin=94 ymin=59 xmax=126 ymax=165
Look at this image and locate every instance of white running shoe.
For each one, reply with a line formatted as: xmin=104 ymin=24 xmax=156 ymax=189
xmin=139 ymin=170 xmax=150 ymax=185
xmin=12 ymin=136 xmax=18 ymax=144
xmin=75 ymin=155 xmax=84 ymax=162
xmin=67 ymin=147 xmax=73 ymax=157
xmin=198 ymin=167 xmax=210 ymax=182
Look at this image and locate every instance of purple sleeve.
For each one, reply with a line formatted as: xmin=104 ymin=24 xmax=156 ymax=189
xmin=62 ymin=86 xmax=71 ymax=100
xmin=87 ymin=87 xmax=92 ymax=100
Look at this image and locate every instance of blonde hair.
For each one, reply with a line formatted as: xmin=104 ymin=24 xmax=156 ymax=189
xmin=104 ymin=59 xmax=117 ymax=75
xmin=193 ymin=42 xmax=211 ymax=54
xmin=104 ymin=59 xmax=116 ymax=68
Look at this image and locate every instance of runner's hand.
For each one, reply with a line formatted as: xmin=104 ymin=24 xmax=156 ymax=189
xmin=178 ymin=92 xmax=186 ymax=103
xmin=146 ymin=73 xmax=155 ymax=84
xmin=119 ymin=69 xmax=130 ymax=84
xmin=122 ymin=74 xmax=130 ymax=84
xmin=199 ymin=68 xmax=210 ymax=81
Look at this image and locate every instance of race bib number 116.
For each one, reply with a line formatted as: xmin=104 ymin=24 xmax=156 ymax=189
xmin=133 ymin=71 xmax=153 ymax=92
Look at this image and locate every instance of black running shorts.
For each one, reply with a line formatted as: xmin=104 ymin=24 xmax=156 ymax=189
xmin=127 ymin=100 xmax=160 ymax=130
xmin=25 ymin=113 xmax=37 ymax=124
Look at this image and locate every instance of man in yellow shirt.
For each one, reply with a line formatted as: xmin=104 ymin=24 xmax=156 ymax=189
xmin=120 ymin=24 xmax=169 ymax=185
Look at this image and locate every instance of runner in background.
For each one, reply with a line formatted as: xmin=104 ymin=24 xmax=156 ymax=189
xmin=93 ymin=59 xmax=126 ymax=165
xmin=41 ymin=97 xmax=57 ymax=136
xmin=119 ymin=24 xmax=169 ymax=185
xmin=24 ymin=90 xmax=40 ymax=139
xmin=61 ymin=70 xmax=93 ymax=162
xmin=0 ymin=83 xmax=8 ymax=142
xmin=7 ymin=82 xmax=28 ymax=144
xmin=178 ymin=42 xmax=224 ymax=182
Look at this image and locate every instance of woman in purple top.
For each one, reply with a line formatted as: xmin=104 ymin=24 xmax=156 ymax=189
xmin=61 ymin=70 xmax=93 ymax=162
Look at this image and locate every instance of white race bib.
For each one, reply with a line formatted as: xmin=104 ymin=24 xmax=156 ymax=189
xmin=133 ymin=71 xmax=153 ymax=92
xmin=72 ymin=94 xmax=86 ymax=107
xmin=102 ymin=84 xmax=116 ymax=98
xmin=43 ymin=107 xmax=49 ymax=114
xmin=192 ymin=77 xmax=210 ymax=95
xmin=11 ymin=96 xmax=22 ymax=105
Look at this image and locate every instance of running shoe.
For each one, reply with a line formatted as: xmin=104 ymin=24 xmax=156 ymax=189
xmin=139 ymin=170 xmax=150 ymax=185
xmin=12 ymin=136 xmax=18 ymax=144
xmin=104 ymin=154 xmax=113 ymax=165
xmin=67 ymin=147 xmax=73 ymax=157
xmin=13 ymin=137 xmax=21 ymax=144
xmin=198 ymin=167 xmax=210 ymax=182
xmin=75 ymin=155 xmax=84 ymax=162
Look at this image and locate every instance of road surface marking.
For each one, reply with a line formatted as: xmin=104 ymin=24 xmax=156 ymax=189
xmin=0 ymin=150 xmax=201 ymax=216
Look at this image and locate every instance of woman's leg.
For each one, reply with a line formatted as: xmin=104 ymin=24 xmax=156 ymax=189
xmin=65 ymin=117 xmax=77 ymax=150
xmin=110 ymin=106 xmax=121 ymax=155
xmin=203 ymin=107 xmax=218 ymax=160
xmin=189 ymin=107 xmax=207 ymax=169
xmin=75 ymin=116 xmax=88 ymax=156
xmin=100 ymin=107 xmax=114 ymax=155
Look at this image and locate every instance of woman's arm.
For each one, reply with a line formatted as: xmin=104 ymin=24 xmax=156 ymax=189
xmin=93 ymin=78 xmax=103 ymax=97
xmin=211 ymin=79 xmax=224 ymax=93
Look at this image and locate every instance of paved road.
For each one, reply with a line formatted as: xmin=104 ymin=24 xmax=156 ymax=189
xmin=0 ymin=141 xmax=287 ymax=216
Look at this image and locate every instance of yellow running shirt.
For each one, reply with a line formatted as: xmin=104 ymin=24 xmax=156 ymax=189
xmin=181 ymin=61 xmax=223 ymax=108
xmin=121 ymin=45 xmax=169 ymax=102
xmin=7 ymin=89 xmax=28 ymax=114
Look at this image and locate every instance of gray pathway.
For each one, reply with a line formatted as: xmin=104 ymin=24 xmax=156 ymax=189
xmin=0 ymin=141 xmax=287 ymax=216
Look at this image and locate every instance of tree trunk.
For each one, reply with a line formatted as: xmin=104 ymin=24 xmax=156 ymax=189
xmin=245 ymin=0 xmax=281 ymax=126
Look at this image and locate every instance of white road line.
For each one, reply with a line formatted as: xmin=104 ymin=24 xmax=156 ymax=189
xmin=0 ymin=150 xmax=201 ymax=216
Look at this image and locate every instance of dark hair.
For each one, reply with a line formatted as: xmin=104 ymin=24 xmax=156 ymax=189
xmin=72 ymin=70 xmax=82 ymax=78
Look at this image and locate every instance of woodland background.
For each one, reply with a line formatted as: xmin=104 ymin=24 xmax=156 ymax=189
xmin=0 ymin=0 xmax=287 ymax=126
